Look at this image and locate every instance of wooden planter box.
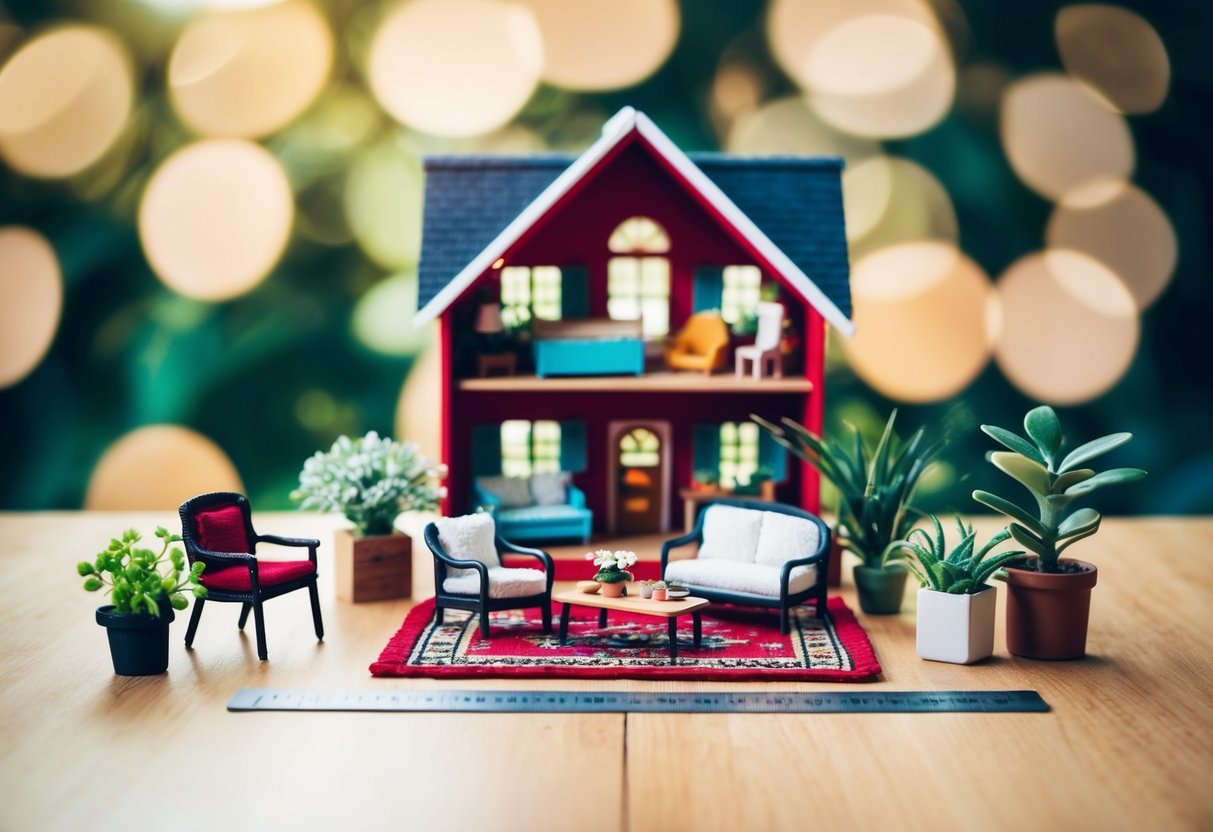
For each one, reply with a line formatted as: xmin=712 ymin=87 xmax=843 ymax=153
xmin=334 ymin=529 xmax=412 ymax=603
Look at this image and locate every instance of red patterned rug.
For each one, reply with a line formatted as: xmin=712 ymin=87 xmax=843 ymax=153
xmin=370 ymin=597 xmax=881 ymax=681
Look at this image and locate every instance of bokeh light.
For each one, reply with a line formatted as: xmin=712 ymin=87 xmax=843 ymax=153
xmin=726 ymin=96 xmax=878 ymax=164
xmin=805 ymin=14 xmax=955 ymax=138
xmin=845 ymin=242 xmax=996 ymax=402
xmin=514 ymin=0 xmax=679 ymax=91
xmin=352 ymin=271 xmax=434 ymax=356
xmin=396 ymin=345 xmax=442 ymax=464
xmin=843 ymin=155 xmax=957 ymax=255
xmin=1047 ymin=183 xmax=1177 ymax=311
xmin=1056 ymin=4 xmax=1169 ymax=115
xmin=138 ymin=139 xmax=294 ymax=301
xmin=367 ymin=0 xmax=542 ymax=138
xmin=344 ymin=134 xmax=423 ymax=270
xmin=766 ymin=0 xmax=938 ymax=92
xmin=1001 ymin=73 xmax=1134 ymax=203
xmin=0 ymin=227 xmax=62 ymax=388
xmin=0 ymin=25 xmax=133 ymax=178
xmin=168 ymin=0 xmax=333 ymax=138
xmin=84 ymin=425 xmax=244 ymax=510
xmin=995 ymin=250 xmax=1138 ymax=405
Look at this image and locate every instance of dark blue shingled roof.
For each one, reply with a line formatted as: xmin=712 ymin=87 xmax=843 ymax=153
xmin=417 ymin=152 xmax=851 ymax=320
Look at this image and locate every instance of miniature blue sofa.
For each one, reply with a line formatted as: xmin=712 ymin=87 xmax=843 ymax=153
xmin=532 ymin=318 xmax=644 ymax=378
xmin=473 ymin=477 xmax=593 ymax=544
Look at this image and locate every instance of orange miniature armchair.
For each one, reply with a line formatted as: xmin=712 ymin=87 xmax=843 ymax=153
xmin=665 ymin=312 xmax=729 ymax=374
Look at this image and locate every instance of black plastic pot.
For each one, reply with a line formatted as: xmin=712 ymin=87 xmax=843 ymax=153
xmin=96 ymin=603 xmax=175 ymax=676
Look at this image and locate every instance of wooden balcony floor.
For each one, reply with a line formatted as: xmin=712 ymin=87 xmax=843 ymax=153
xmin=458 ymin=370 xmax=813 ymax=394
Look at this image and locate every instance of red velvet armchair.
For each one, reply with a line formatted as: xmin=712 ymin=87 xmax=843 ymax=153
xmin=179 ymin=492 xmax=323 ymax=661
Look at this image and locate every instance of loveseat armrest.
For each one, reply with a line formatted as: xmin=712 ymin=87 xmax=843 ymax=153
xmin=472 ymin=485 xmax=501 ymax=514
xmin=777 ymin=524 xmax=832 ymax=591
xmin=567 ymin=484 xmax=587 ymax=509
xmin=660 ymin=529 xmax=702 ymax=575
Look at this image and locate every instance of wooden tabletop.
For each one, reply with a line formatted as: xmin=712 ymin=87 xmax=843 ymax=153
xmin=552 ymin=587 xmax=710 ymax=617
xmin=2 ymin=513 xmax=1211 ymax=831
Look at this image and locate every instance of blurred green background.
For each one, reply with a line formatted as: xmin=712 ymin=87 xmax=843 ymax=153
xmin=0 ymin=0 xmax=1209 ymax=515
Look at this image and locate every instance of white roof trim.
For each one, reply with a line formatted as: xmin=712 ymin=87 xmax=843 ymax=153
xmin=414 ymin=108 xmax=639 ymax=327
xmin=414 ymin=107 xmax=854 ymax=336
xmin=633 ymin=113 xmax=854 ymax=336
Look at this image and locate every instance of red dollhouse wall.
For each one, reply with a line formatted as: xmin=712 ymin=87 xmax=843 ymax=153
xmin=505 ymin=141 xmax=764 ymax=328
xmin=438 ymin=134 xmax=832 ymax=528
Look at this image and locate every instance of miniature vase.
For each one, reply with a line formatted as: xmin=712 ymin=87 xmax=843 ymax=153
xmin=916 ymin=586 xmax=996 ymax=664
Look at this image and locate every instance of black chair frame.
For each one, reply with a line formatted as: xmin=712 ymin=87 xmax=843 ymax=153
xmin=660 ymin=497 xmax=832 ymax=634
xmin=179 ymin=492 xmax=324 ymax=661
xmin=424 ymin=523 xmax=554 ymax=639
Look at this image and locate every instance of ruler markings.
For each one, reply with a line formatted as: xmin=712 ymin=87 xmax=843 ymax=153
xmin=227 ymin=688 xmax=1048 ymax=714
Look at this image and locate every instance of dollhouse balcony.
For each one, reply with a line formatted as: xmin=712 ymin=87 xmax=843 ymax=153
xmin=458 ymin=370 xmax=813 ymax=394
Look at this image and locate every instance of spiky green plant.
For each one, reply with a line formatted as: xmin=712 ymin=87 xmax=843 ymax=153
xmin=752 ymin=410 xmax=943 ymax=570
xmin=973 ymin=405 xmax=1147 ymax=573
xmin=895 ymin=516 xmax=1024 ymax=594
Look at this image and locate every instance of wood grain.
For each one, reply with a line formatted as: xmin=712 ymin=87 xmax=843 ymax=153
xmin=2 ymin=513 xmax=1211 ymax=831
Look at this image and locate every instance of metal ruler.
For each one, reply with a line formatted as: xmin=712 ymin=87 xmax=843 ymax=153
xmin=228 ymin=688 xmax=1048 ymax=714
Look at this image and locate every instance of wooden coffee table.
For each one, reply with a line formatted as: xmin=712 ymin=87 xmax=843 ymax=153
xmin=552 ymin=587 xmax=710 ymax=664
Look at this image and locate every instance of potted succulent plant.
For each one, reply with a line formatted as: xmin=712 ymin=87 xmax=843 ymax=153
xmin=974 ymin=405 xmax=1146 ymax=659
xmin=292 ymin=431 xmax=446 ymax=603
xmin=650 ymin=581 xmax=669 ymax=601
xmin=591 ymin=549 xmax=637 ymax=597
xmin=77 ymin=527 xmax=207 ymax=676
xmin=895 ymin=516 xmax=1024 ymax=664
xmin=639 ymin=579 xmax=656 ymax=599
xmin=754 ymin=410 xmax=942 ymax=614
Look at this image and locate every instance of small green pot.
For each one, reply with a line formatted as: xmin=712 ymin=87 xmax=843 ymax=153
xmin=853 ymin=566 xmax=908 ymax=615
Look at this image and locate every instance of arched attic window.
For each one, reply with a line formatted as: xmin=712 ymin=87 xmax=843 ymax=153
xmin=607 ymin=216 xmax=671 ymax=338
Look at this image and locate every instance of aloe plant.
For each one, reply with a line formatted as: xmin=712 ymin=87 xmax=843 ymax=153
xmin=895 ymin=516 xmax=1024 ymax=594
xmin=752 ymin=410 xmax=942 ymax=570
xmin=973 ymin=405 xmax=1146 ymax=572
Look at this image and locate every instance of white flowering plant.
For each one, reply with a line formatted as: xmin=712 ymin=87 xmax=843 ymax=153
xmin=589 ymin=549 xmax=638 ymax=584
xmin=291 ymin=431 xmax=447 ymax=537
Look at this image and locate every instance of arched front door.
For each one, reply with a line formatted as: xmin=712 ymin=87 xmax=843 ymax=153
xmin=615 ymin=426 xmax=664 ymax=535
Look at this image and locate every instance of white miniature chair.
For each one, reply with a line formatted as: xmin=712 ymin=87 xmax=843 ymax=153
xmin=734 ymin=302 xmax=784 ymax=379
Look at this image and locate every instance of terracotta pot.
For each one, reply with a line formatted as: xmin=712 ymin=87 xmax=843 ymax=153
xmin=335 ymin=529 xmax=412 ymax=603
xmin=600 ymin=581 xmax=625 ymax=598
xmin=651 ymin=588 xmax=667 ymax=601
xmin=853 ymin=566 xmax=908 ymax=615
xmin=1004 ymin=559 xmax=1097 ymax=660
xmin=916 ymin=586 xmax=997 ymax=664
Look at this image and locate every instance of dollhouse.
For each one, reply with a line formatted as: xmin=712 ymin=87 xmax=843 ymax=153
xmin=414 ymin=108 xmax=852 ymax=539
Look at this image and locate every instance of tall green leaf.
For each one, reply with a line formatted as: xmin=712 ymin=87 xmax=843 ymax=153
xmin=991 ymin=452 xmax=1051 ymax=499
xmin=1024 ymin=406 xmax=1063 ymax=464
xmin=1057 ymin=433 xmax=1133 ymax=473
xmin=1064 ymin=468 xmax=1148 ymax=498
xmin=1053 ymin=469 xmax=1095 ymax=494
xmin=971 ymin=491 xmax=1046 ymax=536
xmin=981 ymin=425 xmax=1045 ymax=464
xmin=1057 ymin=508 xmax=1101 ymax=540
xmin=1009 ymin=523 xmax=1047 ymax=557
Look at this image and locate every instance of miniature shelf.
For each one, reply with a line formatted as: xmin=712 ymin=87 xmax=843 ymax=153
xmin=458 ymin=371 xmax=814 ymax=394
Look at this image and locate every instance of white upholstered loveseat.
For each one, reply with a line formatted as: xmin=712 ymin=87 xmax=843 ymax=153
xmin=661 ymin=499 xmax=832 ymax=632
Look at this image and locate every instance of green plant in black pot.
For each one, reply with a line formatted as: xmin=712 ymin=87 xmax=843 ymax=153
xmin=974 ymin=405 xmax=1147 ymax=659
xmin=78 ymin=527 xmax=206 ymax=676
xmin=753 ymin=410 xmax=942 ymax=614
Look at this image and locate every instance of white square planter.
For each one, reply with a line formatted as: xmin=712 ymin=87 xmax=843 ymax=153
xmin=916 ymin=586 xmax=997 ymax=665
